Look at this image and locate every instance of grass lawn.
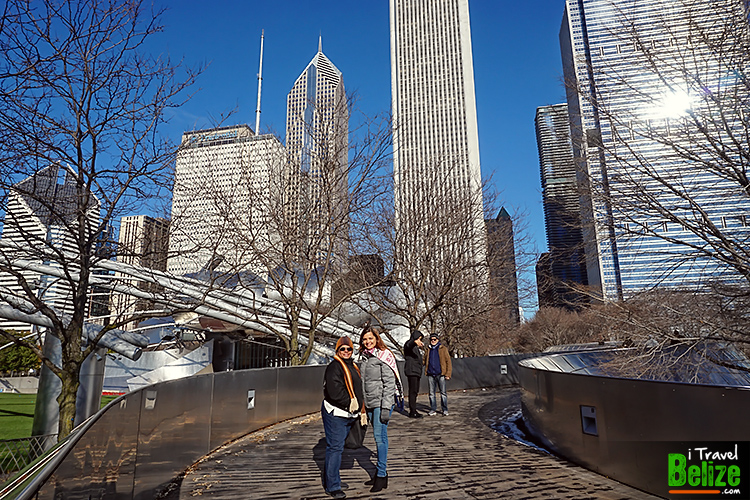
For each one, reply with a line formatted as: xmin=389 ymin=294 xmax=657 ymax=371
xmin=0 ymin=393 xmax=121 ymax=441
xmin=0 ymin=393 xmax=36 ymax=441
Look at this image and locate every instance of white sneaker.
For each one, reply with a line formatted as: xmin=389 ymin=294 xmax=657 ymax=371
xmin=442 ymin=411 xmax=449 ymax=416
xmin=427 ymin=411 xmax=437 ymax=416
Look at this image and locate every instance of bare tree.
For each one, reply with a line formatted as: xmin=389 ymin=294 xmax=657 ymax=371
xmin=509 ymin=306 xmax=604 ymax=353
xmin=433 ymin=191 xmax=539 ymax=357
xmin=350 ymin=161 xmax=527 ymax=356
xmin=0 ymin=0 xmax=199 ymax=439
xmin=514 ymin=288 xmax=750 ymax=380
xmin=256 ymin=101 xmax=392 ymax=364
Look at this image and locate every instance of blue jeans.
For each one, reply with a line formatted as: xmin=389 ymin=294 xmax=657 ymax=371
xmin=366 ymin=406 xmax=393 ymax=477
xmin=321 ymin=402 xmax=355 ymax=492
xmin=427 ymin=375 xmax=448 ymax=413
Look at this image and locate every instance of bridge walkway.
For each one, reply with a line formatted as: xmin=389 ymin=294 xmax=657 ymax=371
xmin=161 ymin=387 xmax=657 ymax=499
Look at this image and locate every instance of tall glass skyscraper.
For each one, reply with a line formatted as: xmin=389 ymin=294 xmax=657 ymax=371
xmin=285 ymin=40 xmax=348 ymax=264
xmin=536 ymin=103 xmax=588 ymax=308
xmin=0 ymin=165 xmax=100 ymax=331
xmin=560 ymin=0 xmax=750 ymax=300
xmin=390 ymin=0 xmax=486 ymax=279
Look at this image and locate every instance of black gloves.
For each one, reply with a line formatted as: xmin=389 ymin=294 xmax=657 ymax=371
xmin=380 ymin=409 xmax=390 ymax=424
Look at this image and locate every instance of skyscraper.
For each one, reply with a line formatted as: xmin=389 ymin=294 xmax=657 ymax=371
xmin=168 ymin=125 xmax=285 ymax=277
xmin=112 ymin=215 xmax=169 ymax=329
xmin=535 ymin=104 xmax=588 ymax=308
xmin=285 ymin=39 xmax=348 ymax=265
xmin=390 ymin=0 xmax=486 ymax=278
xmin=560 ymin=0 xmax=750 ymax=300
xmin=486 ymin=208 xmax=520 ymax=324
xmin=0 ymin=164 xmax=100 ymax=331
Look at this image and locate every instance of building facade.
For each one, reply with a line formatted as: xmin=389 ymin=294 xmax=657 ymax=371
xmin=168 ymin=125 xmax=285 ymax=277
xmin=111 ymin=215 xmax=169 ymax=329
xmin=285 ymin=40 xmax=348 ymax=267
xmin=486 ymin=208 xmax=520 ymax=324
xmin=535 ymin=103 xmax=588 ymax=308
xmin=0 ymin=164 xmax=100 ymax=331
xmin=389 ymin=0 xmax=487 ymax=282
xmin=560 ymin=0 xmax=750 ymax=300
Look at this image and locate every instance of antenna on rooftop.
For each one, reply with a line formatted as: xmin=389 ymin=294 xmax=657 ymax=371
xmin=255 ymin=29 xmax=264 ymax=136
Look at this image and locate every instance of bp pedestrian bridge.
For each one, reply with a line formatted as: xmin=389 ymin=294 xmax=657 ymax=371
xmin=2 ymin=349 xmax=748 ymax=499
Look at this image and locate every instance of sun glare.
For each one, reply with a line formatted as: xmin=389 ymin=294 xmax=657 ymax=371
xmin=656 ymin=88 xmax=692 ymax=118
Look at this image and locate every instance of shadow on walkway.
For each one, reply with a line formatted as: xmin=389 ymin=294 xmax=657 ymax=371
xmin=162 ymin=387 xmax=658 ymax=499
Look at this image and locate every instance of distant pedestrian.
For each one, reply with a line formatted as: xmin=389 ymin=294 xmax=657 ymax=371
xmin=423 ymin=333 xmax=452 ymax=416
xmin=321 ymin=336 xmax=364 ymax=499
xmin=359 ymin=326 xmax=401 ymax=493
xmin=403 ymin=329 xmax=425 ymax=418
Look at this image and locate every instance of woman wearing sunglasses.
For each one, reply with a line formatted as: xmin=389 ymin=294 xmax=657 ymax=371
xmin=321 ymin=336 xmax=364 ymax=499
xmin=359 ymin=325 xmax=402 ymax=493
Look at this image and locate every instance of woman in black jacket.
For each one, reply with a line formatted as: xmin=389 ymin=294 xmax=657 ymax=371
xmin=322 ymin=336 xmax=364 ymax=499
xmin=403 ymin=329 xmax=425 ymax=418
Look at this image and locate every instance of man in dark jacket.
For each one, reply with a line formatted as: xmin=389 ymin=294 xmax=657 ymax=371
xmin=423 ymin=333 xmax=452 ymax=416
xmin=403 ymin=329 xmax=424 ymax=418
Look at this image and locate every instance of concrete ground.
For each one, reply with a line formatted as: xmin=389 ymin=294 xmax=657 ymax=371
xmin=160 ymin=387 xmax=659 ymax=499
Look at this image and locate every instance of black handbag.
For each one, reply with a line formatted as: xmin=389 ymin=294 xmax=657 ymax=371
xmin=345 ymin=418 xmax=368 ymax=449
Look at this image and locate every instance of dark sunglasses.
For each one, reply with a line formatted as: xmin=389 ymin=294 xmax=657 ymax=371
xmin=338 ymin=347 xmax=353 ymax=352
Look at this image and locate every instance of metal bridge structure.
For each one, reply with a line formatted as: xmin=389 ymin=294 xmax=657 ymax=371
xmin=0 ymin=240 xmax=364 ymax=359
xmin=0 ymin=240 xmax=368 ymax=439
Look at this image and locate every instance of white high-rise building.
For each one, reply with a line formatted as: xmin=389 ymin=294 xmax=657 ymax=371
xmin=111 ymin=215 xmax=169 ymax=329
xmin=0 ymin=164 xmax=100 ymax=331
xmin=285 ymin=39 xmax=348 ymax=265
xmin=168 ymin=125 xmax=285 ymax=277
xmin=560 ymin=0 xmax=750 ymax=300
xmin=389 ymin=0 xmax=487 ymax=278
xmin=117 ymin=216 xmax=169 ymax=270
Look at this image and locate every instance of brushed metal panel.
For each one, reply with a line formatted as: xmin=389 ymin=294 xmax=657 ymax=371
xmin=209 ymin=368 xmax=279 ymax=451
xmin=451 ymin=355 xmax=529 ymax=389
xmin=276 ymin=365 xmax=326 ymax=422
xmin=133 ymin=374 xmax=213 ymax=499
xmin=36 ymin=391 xmax=142 ymax=500
xmin=519 ymin=358 xmax=750 ymax=499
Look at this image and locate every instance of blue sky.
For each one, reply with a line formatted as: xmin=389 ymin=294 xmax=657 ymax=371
xmin=155 ymin=0 xmax=569 ymax=312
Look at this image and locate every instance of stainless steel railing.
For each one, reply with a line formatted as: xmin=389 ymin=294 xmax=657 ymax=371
xmin=2 ymin=355 xmax=525 ymax=499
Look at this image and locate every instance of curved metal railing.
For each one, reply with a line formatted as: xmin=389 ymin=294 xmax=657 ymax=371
xmin=2 ymin=354 xmax=525 ymax=499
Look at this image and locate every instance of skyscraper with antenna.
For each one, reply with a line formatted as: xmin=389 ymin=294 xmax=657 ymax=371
xmin=168 ymin=31 xmax=285 ymax=277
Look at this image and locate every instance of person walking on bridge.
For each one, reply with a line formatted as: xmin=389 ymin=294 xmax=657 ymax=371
xmin=322 ymin=336 xmax=364 ymax=499
xmin=403 ymin=329 xmax=425 ymax=418
xmin=359 ymin=326 xmax=401 ymax=493
xmin=424 ymin=332 xmax=452 ymax=416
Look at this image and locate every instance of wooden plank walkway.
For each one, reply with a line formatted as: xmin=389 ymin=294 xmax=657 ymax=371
xmin=161 ymin=387 xmax=658 ymax=499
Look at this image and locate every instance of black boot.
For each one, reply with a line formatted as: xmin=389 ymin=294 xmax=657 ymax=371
xmin=364 ymin=476 xmax=375 ymax=486
xmin=370 ymin=475 xmax=388 ymax=492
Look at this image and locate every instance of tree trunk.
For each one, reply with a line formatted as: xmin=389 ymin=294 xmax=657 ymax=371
xmin=289 ymin=319 xmax=301 ymax=366
xmin=57 ymin=363 xmax=81 ymax=440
